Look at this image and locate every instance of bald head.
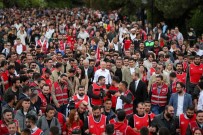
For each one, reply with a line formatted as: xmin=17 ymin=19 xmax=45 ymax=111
xmin=100 ymin=61 xmax=106 ymax=70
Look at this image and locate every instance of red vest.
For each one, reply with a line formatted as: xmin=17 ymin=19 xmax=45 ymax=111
xmin=179 ymin=113 xmax=196 ymax=135
xmin=123 ymin=90 xmax=134 ymax=116
xmin=38 ymin=92 xmax=52 ymax=113
xmin=189 ymin=63 xmax=203 ymax=84
xmin=148 ymin=112 xmax=156 ymax=121
xmin=54 ymin=82 xmax=68 ymax=104
xmin=150 ymin=68 xmax=156 ymax=76
xmin=176 ymin=72 xmax=186 ymax=84
xmin=108 ymin=85 xmax=119 ymax=108
xmin=171 ymin=80 xmax=178 ymax=93
xmin=113 ymin=122 xmax=128 ymax=135
xmin=88 ymin=114 xmax=106 ymax=135
xmin=151 ymin=83 xmax=168 ymax=106
xmin=72 ymin=95 xmax=89 ymax=109
xmin=91 ymin=83 xmax=106 ymax=106
xmin=1 ymin=71 xmax=9 ymax=91
xmin=41 ymin=76 xmax=52 ymax=89
xmin=37 ymin=39 xmax=48 ymax=53
xmin=32 ymin=128 xmax=43 ymax=135
xmin=109 ymin=118 xmax=128 ymax=125
xmin=0 ymin=120 xmax=19 ymax=135
xmin=59 ymin=40 xmax=66 ymax=51
xmin=183 ymin=62 xmax=188 ymax=72
xmin=133 ymin=114 xmax=149 ymax=132
xmin=189 ymin=121 xmax=203 ymax=134
xmin=57 ymin=112 xmax=65 ymax=132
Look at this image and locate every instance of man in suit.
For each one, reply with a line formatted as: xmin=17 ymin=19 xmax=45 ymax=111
xmin=129 ymin=72 xmax=148 ymax=113
xmin=169 ymin=82 xmax=193 ymax=116
xmin=83 ymin=60 xmax=94 ymax=86
xmin=122 ymin=58 xmax=140 ymax=86
xmin=51 ymin=62 xmax=63 ymax=83
xmin=7 ymin=121 xmax=20 ymax=135
xmin=112 ymin=58 xmax=124 ymax=82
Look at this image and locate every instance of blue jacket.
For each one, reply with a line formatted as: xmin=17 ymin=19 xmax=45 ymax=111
xmin=169 ymin=93 xmax=192 ymax=115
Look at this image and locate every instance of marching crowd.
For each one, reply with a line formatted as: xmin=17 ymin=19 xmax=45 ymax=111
xmin=0 ymin=7 xmax=203 ymax=135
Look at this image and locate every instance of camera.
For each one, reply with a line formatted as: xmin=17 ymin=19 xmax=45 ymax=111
xmin=100 ymin=88 xmax=105 ymax=98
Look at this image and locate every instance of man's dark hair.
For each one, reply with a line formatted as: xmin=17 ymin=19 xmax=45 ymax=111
xmin=196 ymin=110 xmax=203 ymax=115
xmin=140 ymin=127 xmax=149 ymax=135
xmin=20 ymin=75 xmax=29 ymax=83
xmin=176 ymin=62 xmax=183 ymax=67
xmin=120 ymin=81 xmax=128 ymax=88
xmin=8 ymin=65 xmax=15 ymax=70
xmin=187 ymin=105 xmax=195 ymax=111
xmin=60 ymin=73 xmax=67 ymax=78
xmin=156 ymin=75 xmax=163 ymax=80
xmin=45 ymin=105 xmax=55 ymax=113
xmin=176 ymin=82 xmax=185 ymax=88
xmin=68 ymin=68 xmax=75 ymax=73
xmin=55 ymin=62 xmax=62 ymax=68
xmin=4 ymin=92 xmax=15 ymax=103
xmin=3 ymin=109 xmax=13 ymax=115
xmin=11 ymin=77 xmax=20 ymax=84
xmin=33 ymin=72 xmax=41 ymax=80
xmin=22 ymin=85 xmax=30 ymax=93
xmin=158 ymin=127 xmax=170 ymax=135
xmin=21 ymin=128 xmax=31 ymax=135
xmin=50 ymin=126 xmax=60 ymax=135
xmin=92 ymin=105 xmax=101 ymax=111
xmin=105 ymin=124 xmax=114 ymax=135
xmin=98 ymin=76 xmax=105 ymax=82
xmin=26 ymin=114 xmax=37 ymax=124
xmin=165 ymin=105 xmax=173 ymax=111
xmin=169 ymin=72 xmax=176 ymax=78
xmin=112 ymin=76 xmax=120 ymax=83
xmin=27 ymin=69 xmax=34 ymax=74
xmin=117 ymin=109 xmax=126 ymax=121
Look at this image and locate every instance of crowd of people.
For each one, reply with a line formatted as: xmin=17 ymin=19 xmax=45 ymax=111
xmin=0 ymin=7 xmax=203 ymax=135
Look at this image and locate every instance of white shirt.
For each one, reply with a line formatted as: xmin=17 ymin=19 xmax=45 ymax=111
xmin=135 ymin=79 xmax=140 ymax=90
xmin=84 ymin=68 xmax=88 ymax=76
xmin=93 ymin=69 xmax=112 ymax=84
xmin=16 ymin=44 xmax=23 ymax=55
xmin=197 ymin=90 xmax=203 ymax=111
xmin=45 ymin=29 xmax=55 ymax=39
xmin=129 ymin=67 xmax=135 ymax=75
xmin=176 ymin=94 xmax=184 ymax=116
xmin=114 ymin=43 xmax=119 ymax=51
xmin=116 ymin=92 xmax=124 ymax=110
xmin=196 ymin=49 xmax=203 ymax=56
xmin=77 ymin=31 xmax=89 ymax=40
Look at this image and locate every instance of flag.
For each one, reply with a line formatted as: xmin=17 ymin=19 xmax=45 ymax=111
xmin=96 ymin=46 xmax=100 ymax=62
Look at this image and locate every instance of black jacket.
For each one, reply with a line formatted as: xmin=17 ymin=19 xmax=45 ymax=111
xmin=151 ymin=112 xmax=177 ymax=135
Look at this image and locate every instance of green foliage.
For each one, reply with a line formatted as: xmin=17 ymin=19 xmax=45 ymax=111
xmin=46 ymin=0 xmax=72 ymax=8
xmin=154 ymin=0 xmax=200 ymax=19
xmin=0 ymin=2 xmax=3 ymax=8
xmin=188 ymin=7 xmax=203 ymax=36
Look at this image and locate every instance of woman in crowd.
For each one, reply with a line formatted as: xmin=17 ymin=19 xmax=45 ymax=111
xmin=63 ymin=109 xmax=83 ymax=135
xmin=74 ymin=66 xmax=88 ymax=94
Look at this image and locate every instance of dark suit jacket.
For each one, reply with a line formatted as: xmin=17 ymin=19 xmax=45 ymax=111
xmin=18 ymin=93 xmax=28 ymax=100
xmin=129 ymin=80 xmax=148 ymax=106
xmin=86 ymin=67 xmax=94 ymax=84
xmin=6 ymin=132 xmax=20 ymax=135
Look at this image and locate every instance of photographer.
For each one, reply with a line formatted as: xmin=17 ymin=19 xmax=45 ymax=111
xmin=88 ymin=76 xmax=107 ymax=107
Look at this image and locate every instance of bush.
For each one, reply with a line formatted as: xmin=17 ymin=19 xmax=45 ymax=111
xmin=188 ymin=8 xmax=203 ymax=36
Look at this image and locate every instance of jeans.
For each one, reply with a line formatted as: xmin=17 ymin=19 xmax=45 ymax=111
xmin=151 ymin=104 xmax=165 ymax=115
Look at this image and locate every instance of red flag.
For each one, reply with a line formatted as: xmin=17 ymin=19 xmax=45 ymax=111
xmin=96 ymin=46 xmax=100 ymax=62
